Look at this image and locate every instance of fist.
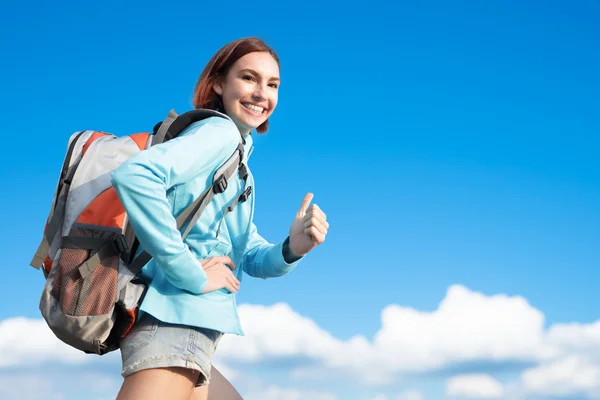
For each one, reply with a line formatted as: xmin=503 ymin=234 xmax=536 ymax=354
xmin=289 ymin=193 xmax=329 ymax=257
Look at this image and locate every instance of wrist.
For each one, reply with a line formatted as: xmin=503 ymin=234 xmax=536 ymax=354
xmin=282 ymin=236 xmax=302 ymax=264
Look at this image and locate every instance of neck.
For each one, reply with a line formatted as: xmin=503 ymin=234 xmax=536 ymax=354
xmin=235 ymin=123 xmax=251 ymax=137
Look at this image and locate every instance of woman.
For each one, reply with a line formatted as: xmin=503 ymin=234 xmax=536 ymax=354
xmin=111 ymin=37 xmax=329 ymax=400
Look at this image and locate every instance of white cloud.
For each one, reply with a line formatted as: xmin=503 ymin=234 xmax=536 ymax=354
xmin=215 ymin=302 xmax=342 ymax=362
xmin=242 ymin=384 xmax=338 ymax=400
xmin=521 ymin=356 xmax=600 ymax=398
xmin=367 ymin=390 xmax=424 ymax=400
xmin=372 ymin=285 xmax=546 ymax=370
xmin=0 ymin=372 xmax=121 ymax=400
xmin=216 ymin=284 xmax=548 ymax=384
xmin=6 ymin=284 xmax=600 ymax=399
xmin=0 ymin=317 xmax=89 ymax=367
xmin=397 ymin=389 xmax=425 ymax=400
xmin=544 ymin=321 xmax=600 ymax=360
xmin=0 ymin=375 xmax=66 ymax=400
xmin=513 ymin=320 xmax=600 ymax=399
xmin=446 ymin=374 xmax=504 ymax=399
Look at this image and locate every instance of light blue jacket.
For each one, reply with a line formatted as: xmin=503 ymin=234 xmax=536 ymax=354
xmin=111 ymin=116 xmax=302 ymax=335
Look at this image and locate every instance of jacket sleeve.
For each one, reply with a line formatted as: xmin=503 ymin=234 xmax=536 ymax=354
xmin=111 ymin=117 xmax=240 ymax=294
xmin=242 ymin=222 xmax=303 ymax=279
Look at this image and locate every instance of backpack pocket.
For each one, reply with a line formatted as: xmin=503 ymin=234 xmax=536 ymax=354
xmin=51 ymin=223 xmax=123 ymax=317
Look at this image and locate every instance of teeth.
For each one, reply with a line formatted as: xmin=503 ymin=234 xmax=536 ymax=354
xmin=243 ymin=103 xmax=264 ymax=113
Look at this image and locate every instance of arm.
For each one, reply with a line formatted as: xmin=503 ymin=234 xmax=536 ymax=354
xmin=242 ymin=222 xmax=303 ymax=279
xmin=242 ymin=193 xmax=330 ymax=279
xmin=111 ymin=117 xmax=240 ymax=294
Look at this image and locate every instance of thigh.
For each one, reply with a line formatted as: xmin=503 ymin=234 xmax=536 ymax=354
xmin=204 ymin=366 xmax=243 ymax=400
xmin=117 ymin=367 xmax=200 ymax=400
xmin=190 ymin=384 xmax=208 ymax=400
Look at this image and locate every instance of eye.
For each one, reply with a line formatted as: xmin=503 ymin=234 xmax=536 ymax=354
xmin=242 ymin=75 xmax=255 ymax=82
xmin=268 ymin=83 xmax=279 ymax=89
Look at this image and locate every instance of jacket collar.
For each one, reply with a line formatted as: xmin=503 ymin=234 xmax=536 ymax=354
xmin=243 ymin=133 xmax=254 ymax=162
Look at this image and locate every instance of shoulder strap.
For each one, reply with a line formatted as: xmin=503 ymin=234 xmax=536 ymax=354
xmin=126 ymin=109 xmax=248 ymax=276
xmin=152 ymin=108 xmax=234 ymax=146
xmin=178 ymin=141 xmax=246 ymax=240
xmin=126 ymin=151 xmax=247 ymax=276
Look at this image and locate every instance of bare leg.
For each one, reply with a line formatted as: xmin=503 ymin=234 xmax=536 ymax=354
xmin=190 ymin=366 xmax=243 ymax=400
xmin=116 ymin=367 xmax=200 ymax=400
xmin=189 ymin=385 xmax=208 ymax=400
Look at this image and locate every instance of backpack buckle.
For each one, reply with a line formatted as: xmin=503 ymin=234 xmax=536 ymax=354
xmin=113 ymin=235 xmax=128 ymax=255
xmin=239 ymin=186 xmax=252 ymax=203
xmin=213 ymin=175 xmax=228 ymax=194
xmin=239 ymin=163 xmax=249 ymax=181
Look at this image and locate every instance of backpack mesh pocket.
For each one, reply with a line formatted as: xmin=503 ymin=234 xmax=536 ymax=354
xmin=52 ymin=225 xmax=120 ymax=317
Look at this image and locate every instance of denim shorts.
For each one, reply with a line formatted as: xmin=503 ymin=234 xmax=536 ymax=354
xmin=119 ymin=312 xmax=224 ymax=386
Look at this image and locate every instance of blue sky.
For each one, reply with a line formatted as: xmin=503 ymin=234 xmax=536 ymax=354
xmin=1 ymin=1 xmax=599 ymax=399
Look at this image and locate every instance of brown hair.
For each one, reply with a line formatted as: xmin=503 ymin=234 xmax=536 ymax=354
xmin=192 ymin=37 xmax=280 ymax=134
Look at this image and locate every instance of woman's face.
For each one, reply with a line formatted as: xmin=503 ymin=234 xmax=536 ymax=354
xmin=214 ymin=51 xmax=280 ymax=135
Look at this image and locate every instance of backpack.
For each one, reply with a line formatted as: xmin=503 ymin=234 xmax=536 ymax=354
xmin=29 ymin=108 xmax=251 ymax=355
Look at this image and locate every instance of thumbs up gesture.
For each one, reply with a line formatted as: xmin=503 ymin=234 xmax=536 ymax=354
xmin=288 ymin=193 xmax=329 ymax=257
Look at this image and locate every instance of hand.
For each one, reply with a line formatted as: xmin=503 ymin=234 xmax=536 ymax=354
xmin=199 ymin=256 xmax=240 ymax=293
xmin=289 ymin=193 xmax=329 ymax=257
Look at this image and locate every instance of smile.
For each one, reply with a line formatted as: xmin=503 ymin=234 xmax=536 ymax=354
xmin=241 ymin=103 xmax=265 ymax=115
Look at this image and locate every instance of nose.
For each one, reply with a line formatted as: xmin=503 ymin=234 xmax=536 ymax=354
xmin=252 ymin=84 xmax=267 ymax=102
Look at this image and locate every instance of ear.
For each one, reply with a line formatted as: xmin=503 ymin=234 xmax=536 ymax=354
xmin=213 ymin=82 xmax=223 ymax=95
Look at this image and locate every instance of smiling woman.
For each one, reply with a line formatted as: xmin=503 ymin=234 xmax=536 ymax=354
xmin=211 ymin=53 xmax=279 ymax=134
xmin=193 ymin=37 xmax=280 ymax=134
xmin=110 ymin=37 xmax=330 ymax=400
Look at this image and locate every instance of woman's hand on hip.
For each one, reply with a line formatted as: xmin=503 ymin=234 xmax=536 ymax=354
xmin=289 ymin=193 xmax=329 ymax=257
xmin=199 ymin=256 xmax=240 ymax=293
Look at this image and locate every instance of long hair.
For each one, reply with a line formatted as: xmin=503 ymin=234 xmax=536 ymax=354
xmin=193 ymin=37 xmax=280 ymax=134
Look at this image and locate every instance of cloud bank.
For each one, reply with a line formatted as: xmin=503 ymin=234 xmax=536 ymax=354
xmin=3 ymin=284 xmax=600 ymax=398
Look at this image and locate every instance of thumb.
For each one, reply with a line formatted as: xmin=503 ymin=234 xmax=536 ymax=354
xmin=298 ymin=192 xmax=314 ymax=215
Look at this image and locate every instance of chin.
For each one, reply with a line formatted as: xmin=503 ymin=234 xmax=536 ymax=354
xmin=243 ymin=119 xmax=265 ymax=131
